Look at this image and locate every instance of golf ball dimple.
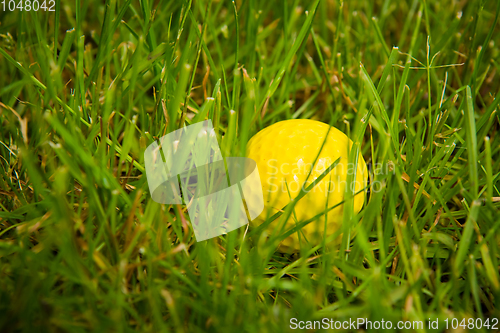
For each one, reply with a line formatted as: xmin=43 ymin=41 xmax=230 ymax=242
xmin=246 ymin=119 xmax=368 ymax=252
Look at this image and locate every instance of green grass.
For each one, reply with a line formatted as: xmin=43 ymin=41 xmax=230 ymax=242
xmin=1 ymin=0 xmax=500 ymax=332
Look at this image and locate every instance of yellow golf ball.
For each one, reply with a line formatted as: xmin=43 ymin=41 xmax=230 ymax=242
xmin=246 ymin=119 xmax=368 ymax=252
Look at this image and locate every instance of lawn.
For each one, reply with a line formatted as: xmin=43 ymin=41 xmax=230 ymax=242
xmin=1 ymin=0 xmax=500 ymax=332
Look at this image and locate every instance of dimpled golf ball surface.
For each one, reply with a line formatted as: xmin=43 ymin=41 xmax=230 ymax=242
xmin=246 ymin=119 xmax=367 ymax=252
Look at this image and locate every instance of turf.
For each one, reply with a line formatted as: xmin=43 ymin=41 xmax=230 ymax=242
xmin=1 ymin=0 xmax=500 ymax=332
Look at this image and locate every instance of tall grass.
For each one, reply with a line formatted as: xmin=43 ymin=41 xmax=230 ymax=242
xmin=0 ymin=0 xmax=499 ymax=332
